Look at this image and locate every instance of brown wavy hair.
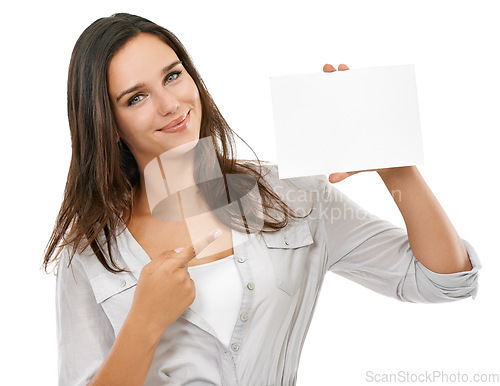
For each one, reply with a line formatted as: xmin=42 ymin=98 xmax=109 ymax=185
xmin=42 ymin=12 xmax=310 ymax=274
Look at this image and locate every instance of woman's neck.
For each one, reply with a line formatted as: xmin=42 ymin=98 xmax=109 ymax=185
xmin=131 ymin=149 xmax=201 ymax=220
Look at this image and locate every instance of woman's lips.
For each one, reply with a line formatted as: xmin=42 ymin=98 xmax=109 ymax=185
xmin=158 ymin=111 xmax=190 ymax=133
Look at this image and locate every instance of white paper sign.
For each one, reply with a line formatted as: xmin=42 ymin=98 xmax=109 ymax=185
xmin=269 ymin=64 xmax=424 ymax=179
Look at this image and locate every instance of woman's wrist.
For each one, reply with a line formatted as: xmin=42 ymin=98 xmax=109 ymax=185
xmin=124 ymin=308 xmax=165 ymax=350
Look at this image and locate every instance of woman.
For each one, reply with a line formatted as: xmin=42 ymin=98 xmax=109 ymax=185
xmin=43 ymin=12 xmax=481 ymax=386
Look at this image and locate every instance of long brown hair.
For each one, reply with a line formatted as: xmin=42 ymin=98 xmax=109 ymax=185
xmin=42 ymin=13 xmax=310 ymax=274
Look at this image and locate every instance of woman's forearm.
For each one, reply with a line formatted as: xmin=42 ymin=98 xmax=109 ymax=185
xmin=377 ymin=166 xmax=472 ymax=274
xmin=87 ymin=311 xmax=163 ymax=386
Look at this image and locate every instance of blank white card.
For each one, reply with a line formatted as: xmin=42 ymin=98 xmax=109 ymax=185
xmin=269 ymin=64 xmax=424 ymax=179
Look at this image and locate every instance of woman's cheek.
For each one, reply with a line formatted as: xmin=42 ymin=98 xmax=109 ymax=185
xmin=125 ymin=107 xmax=150 ymax=132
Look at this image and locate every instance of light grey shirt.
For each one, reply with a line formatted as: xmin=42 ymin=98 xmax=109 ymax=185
xmin=56 ymin=164 xmax=481 ymax=385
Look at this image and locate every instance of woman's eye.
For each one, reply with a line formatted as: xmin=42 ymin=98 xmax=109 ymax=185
xmin=165 ymin=70 xmax=182 ymax=84
xmin=128 ymin=94 xmax=145 ymax=106
xmin=126 ymin=71 xmax=182 ymax=106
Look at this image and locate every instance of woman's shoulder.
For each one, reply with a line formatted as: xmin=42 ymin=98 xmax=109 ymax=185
xmin=56 ymin=224 xmax=128 ymax=279
xmin=249 ymin=161 xmax=328 ymax=198
xmin=237 ymin=160 xmax=329 ymax=217
xmin=56 ymin=227 xmax=136 ymax=306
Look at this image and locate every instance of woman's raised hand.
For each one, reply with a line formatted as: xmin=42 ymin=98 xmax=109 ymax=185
xmin=128 ymin=229 xmax=222 ymax=338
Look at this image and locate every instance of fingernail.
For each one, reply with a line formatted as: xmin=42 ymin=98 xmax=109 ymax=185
xmin=212 ymin=229 xmax=222 ymax=241
xmin=174 ymin=247 xmax=184 ymax=253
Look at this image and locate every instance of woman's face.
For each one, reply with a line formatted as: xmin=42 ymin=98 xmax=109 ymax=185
xmin=107 ymin=33 xmax=202 ymax=168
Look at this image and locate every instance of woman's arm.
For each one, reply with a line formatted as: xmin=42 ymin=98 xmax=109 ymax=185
xmin=57 ymin=249 xmax=164 ymax=386
xmin=316 ymin=168 xmax=480 ymax=303
xmin=87 ymin=312 xmax=163 ymax=386
xmin=377 ymin=165 xmax=472 ymax=274
xmin=321 ymin=64 xmax=472 ymax=275
xmin=82 ymin=231 xmax=219 ymax=385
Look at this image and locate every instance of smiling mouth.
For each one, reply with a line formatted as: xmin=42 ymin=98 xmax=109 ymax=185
xmin=158 ymin=111 xmax=190 ymax=133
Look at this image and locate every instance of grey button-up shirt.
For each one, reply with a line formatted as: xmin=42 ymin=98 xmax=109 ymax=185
xmin=56 ymin=164 xmax=481 ymax=385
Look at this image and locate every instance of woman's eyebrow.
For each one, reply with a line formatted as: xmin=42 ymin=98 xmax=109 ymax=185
xmin=160 ymin=60 xmax=182 ymax=77
xmin=115 ymin=60 xmax=183 ymax=102
xmin=116 ymin=82 xmax=146 ymax=102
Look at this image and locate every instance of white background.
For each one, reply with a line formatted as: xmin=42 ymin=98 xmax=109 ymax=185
xmin=1 ymin=1 xmax=498 ymax=385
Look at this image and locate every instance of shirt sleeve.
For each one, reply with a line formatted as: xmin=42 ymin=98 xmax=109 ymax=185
xmin=56 ymin=247 xmax=115 ymax=385
xmin=320 ymin=178 xmax=481 ymax=303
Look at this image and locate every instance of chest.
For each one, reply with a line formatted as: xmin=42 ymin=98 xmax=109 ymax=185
xmin=126 ymin=213 xmax=234 ymax=267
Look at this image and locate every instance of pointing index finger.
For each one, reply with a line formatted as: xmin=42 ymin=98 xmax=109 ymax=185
xmin=175 ymin=229 xmax=223 ymax=265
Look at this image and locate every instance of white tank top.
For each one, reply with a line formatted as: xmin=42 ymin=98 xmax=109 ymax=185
xmin=187 ymin=254 xmax=242 ymax=347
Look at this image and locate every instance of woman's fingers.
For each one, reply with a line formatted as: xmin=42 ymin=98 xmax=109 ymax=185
xmin=323 ymin=64 xmax=336 ymax=72
xmin=328 ymin=171 xmax=364 ymax=183
xmin=172 ymin=229 xmax=223 ymax=267
xmin=329 ymin=169 xmax=384 ymax=183
xmin=328 ymin=172 xmax=350 ymax=183
xmin=323 ymin=63 xmax=350 ymax=72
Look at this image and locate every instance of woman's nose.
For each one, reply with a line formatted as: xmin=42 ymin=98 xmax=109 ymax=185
xmin=156 ymin=90 xmax=180 ymax=116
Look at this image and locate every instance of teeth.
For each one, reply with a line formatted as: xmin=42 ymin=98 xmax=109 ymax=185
xmin=168 ymin=113 xmax=186 ymax=129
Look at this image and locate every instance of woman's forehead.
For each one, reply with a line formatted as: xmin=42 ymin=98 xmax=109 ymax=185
xmin=107 ymin=33 xmax=179 ymax=93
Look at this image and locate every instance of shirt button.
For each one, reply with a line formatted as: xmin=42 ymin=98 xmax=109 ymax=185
xmin=237 ymin=257 xmax=246 ymax=263
xmin=247 ymin=282 xmax=255 ymax=290
xmin=240 ymin=313 xmax=248 ymax=322
xmin=231 ymin=343 xmax=240 ymax=352
xmin=119 ymin=279 xmax=126 ymax=287
xmin=284 ymin=237 xmax=289 ymax=246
